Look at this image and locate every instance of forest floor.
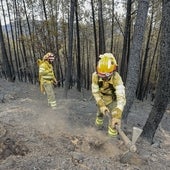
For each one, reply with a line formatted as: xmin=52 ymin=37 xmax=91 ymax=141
xmin=0 ymin=78 xmax=170 ymax=170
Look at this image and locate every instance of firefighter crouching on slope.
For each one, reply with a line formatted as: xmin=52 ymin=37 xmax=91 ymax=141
xmin=91 ymin=53 xmax=126 ymax=137
xmin=37 ymin=52 xmax=58 ymax=110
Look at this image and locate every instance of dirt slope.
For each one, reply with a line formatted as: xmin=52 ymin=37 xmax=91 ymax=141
xmin=0 ymin=78 xmax=170 ymax=170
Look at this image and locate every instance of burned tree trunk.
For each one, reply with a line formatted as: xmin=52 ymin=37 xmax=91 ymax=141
xmin=141 ymin=0 xmax=170 ymax=143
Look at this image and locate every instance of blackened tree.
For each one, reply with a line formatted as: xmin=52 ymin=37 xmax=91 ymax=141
xmin=141 ymin=0 xmax=170 ymax=143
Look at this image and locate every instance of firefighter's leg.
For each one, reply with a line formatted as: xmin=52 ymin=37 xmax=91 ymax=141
xmin=95 ymin=106 xmax=104 ymax=129
xmin=107 ymin=101 xmax=118 ymax=137
xmin=44 ymin=83 xmax=56 ymax=109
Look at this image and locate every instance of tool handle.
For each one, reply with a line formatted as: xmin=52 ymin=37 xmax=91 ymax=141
xmin=105 ymin=111 xmax=137 ymax=152
xmin=105 ymin=111 xmax=112 ymax=119
xmin=116 ymin=125 xmax=137 ymax=152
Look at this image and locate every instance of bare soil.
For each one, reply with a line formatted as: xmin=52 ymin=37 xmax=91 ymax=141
xmin=0 ymin=78 xmax=170 ymax=170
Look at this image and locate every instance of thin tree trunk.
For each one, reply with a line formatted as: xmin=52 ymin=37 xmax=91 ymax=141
xmin=98 ymin=0 xmax=105 ymax=54
xmin=110 ymin=0 xmax=114 ymax=53
xmin=75 ymin=0 xmax=81 ymax=92
xmin=64 ymin=0 xmax=75 ymax=97
xmin=91 ymin=0 xmax=98 ymax=65
xmin=0 ymin=20 xmax=13 ymax=81
xmin=6 ymin=0 xmax=20 ymax=80
xmin=0 ymin=0 xmax=15 ymax=81
xmin=18 ymin=17 xmax=28 ymax=82
xmin=42 ymin=0 xmax=48 ymax=51
xmin=120 ymin=0 xmax=132 ymax=84
xmin=13 ymin=0 xmax=25 ymax=81
xmin=137 ymin=6 xmax=154 ymax=100
xmin=144 ymin=24 xmax=161 ymax=98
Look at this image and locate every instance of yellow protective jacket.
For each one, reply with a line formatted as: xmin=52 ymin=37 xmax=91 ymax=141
xmin=91 ymin=71 xmax=126 ymax=111
xmin=37 ymin=59 xmax=56 ymax=93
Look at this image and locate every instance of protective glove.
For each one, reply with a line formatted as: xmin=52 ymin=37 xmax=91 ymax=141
xmin=111 ymin=108 xmax=122 ymax=119
xmin=53 ymin=79 xmax=58 ymax=84
xmin=111 ymin=117 xmax=121 ymax=128
xmin=100 ymin=106 xmax=110 ymax=115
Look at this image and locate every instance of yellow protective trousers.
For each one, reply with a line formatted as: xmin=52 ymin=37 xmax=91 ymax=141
xmin=96 ymin=100 xmax=118 ymax=136
xmin=43 ymin=82 xmax=56 ymax=108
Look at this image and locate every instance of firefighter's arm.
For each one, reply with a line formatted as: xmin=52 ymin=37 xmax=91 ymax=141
xmin=92 ymin=89 xmax=109 ymax=115
xmin=92 ymin=73 xmax=103 ymax=106
xmin=112 ymin=72 xmax=126 ymax=118
xmin=91 ymin=73 xmax=109 ymax=114
xmin=111 ymin=83 xmax=125 ymax=128
xmin=39 ymin=66 xmax=53 ymax=76
xmin=53 ymin=75 xmax=58 ymax=85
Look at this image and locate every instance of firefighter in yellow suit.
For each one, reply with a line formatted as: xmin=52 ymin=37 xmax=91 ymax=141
xmin=92 ymin=53 xmax=126 ymax=137
xmin=37 ymin=52 xmax=58 ymax=109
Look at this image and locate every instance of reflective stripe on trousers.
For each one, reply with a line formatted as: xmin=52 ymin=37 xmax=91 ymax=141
xmin=108 ymin=126 xmax=118 ymax=136
xmin=95 ymin=117 xmax=103 ymax=126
